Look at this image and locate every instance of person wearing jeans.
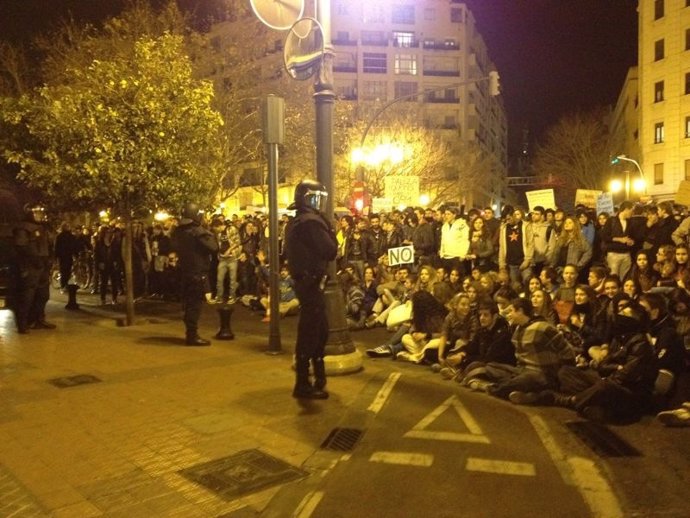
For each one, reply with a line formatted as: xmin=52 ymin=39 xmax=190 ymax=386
xmin=213 ymin=217 xmax=242 ymax=303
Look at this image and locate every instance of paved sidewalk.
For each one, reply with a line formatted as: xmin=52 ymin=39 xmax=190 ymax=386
xmin=0 ymin=292 xmax=389 ymax=517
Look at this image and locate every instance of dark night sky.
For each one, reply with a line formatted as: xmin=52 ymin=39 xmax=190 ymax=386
xmin=0 ymin=0 xmax=638 ymax=148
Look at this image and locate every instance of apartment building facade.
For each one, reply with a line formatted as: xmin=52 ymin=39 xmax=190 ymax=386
xmin=330 ymin=0 xmax=508 ymax=208
xmin=638 ymin=0 xmax=690 ymax=199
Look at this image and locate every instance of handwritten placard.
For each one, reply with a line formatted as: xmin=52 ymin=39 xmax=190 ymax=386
xmin=575 ymin=189 xmax=603 ymax=208
xmin=596 ymin=192 xmax=615 ymax=216
xmin=384 ymin=176 xmax=419 ymax=208
xmin=676 ymin=181 xmax=690 ymax=206
xmin=388 ymin=245 xmax=415 ymax=266
xmin=525 ymin=189 xmax=555 ymax=211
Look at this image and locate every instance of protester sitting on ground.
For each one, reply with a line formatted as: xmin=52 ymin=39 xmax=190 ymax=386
xmin=539 ymin=266 xmax=560 ymax=297
xmin=260 ymin=263 xmax=300 ymax=323
xmin=510 ymin=299 xmax=658 ymax=424
xmin=367 ymin=291 xmax=447 ymax=362
xmin=531 ymin=288 xmax=559 ymax=326
xmin=673 ymin=244 xmax=690 ymax=288
xmin=338 ymin=269 xmax=366 ymax=330
xmin=639 ymin=293 xmax=687 ymax=385
xmin=463 ymin=297 xmax=576 ymax=399
xmin=433 ymin=292 xmax=480 ymax=371
xmin=361 ymin=266 xmax=379 ymax=321
xmin=561 ymin=284 xmax=605 ymax=357
xmin=587 ymin=265 xmax=608 ymax=296
xmin=668 ymin=288 xmax=690 ymax=340
xmin=434 ymin=267 xmax=461 ymax=307
xmin=522 ymin=275 xmax=543 ymax=299
xmin=440 ymin=299 xmax=515 ymax=381
xmin=622 ymin=277 xmax=641 ymax=301
xmin=628 ymin=250 xmax=659 ymax=293
xmin=365 ymin=266 xmax=409 ymax=328
xmin=553 ymin=264 xmax=578 ymax=324
xmin=653 ymin=244 xmax=676 ymax=276
xmin=494 ymin=286 xmax=518 ymax=319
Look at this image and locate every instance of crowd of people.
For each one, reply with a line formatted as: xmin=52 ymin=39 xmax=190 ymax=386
xmin=27 ymin=199 xmax=690 ymax=423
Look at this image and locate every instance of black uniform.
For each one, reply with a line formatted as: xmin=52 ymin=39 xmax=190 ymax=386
xmin=12 ymin=219 xmax=53 ymax=333
xmin=171 ymin=217 xmax=218 ymax=344
xmin=285 ymin=208 xmax=338 ymax=398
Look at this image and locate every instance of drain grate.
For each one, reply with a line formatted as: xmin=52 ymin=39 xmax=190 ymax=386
xmin=566 ymin=421 xmax=641 ymax=458
xmin=48 ymin=374 xmax=102 ymax=388
xmin=179 ymin=449 xmax=307 ymax=500
xmin=320 ymin=427 xmax=364 ymax=452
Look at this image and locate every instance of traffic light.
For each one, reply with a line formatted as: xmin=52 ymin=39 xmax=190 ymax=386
xmin=351 ymin=182 xmax=367 ymax=214
xmin=611 ymin=156 xmax=620 ymax=165
xmin=488 ymin=71 xmax=500 ymax=96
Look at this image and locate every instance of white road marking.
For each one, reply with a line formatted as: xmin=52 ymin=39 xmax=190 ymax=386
xmin=370 ymin=451 xmax=434 ymax=467
xmin=529 ymin=415 xmax=624 ymax=518
xmin=404 ymin=395 xmax=490 ymax=443
xmin=466 ymin=457 xmax=536 ymax=476
xmin=293 ymin=491 xmax=324 ymax=518
xmin=368 ymin=372 xmax=401 ymax=414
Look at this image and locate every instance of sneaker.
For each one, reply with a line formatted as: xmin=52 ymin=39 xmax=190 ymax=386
xmin=366 ymin=345 xmax=392 ymax=358
xmin=440 ymin=366 xmax=458 ymax=380
xmin=509 ymin=391 xmax=540 ymax=405
xmin=430 ymin=363 xmax=442 ymax=373
xmin=227 ymin=297 xmax=237 ymax=304
xmin=467 ymin=379 xmax=490 ymax=392
xmin=261 ymin=316 xmax=271 ymax=323
xmin=657 ymin=408 xmax=690 ymax=427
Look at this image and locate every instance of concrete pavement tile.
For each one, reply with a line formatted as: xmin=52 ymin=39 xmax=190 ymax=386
xmin=183 ymin=411 xmax=251 ymax=434
xmin=34 ymin=486 xmax=84 ymax=511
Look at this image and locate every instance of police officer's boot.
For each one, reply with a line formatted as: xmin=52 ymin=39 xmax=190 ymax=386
xmin=311 ymin=357 xmax=329 ymax=400
xmin=292 ymin=355 xmax=315 ymax=399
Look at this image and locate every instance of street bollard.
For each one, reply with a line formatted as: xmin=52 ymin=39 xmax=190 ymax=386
xmin=215 ymin=303 xmax=234 ymax=340
xmin=65 ymin=284 xmax=80 ymax=310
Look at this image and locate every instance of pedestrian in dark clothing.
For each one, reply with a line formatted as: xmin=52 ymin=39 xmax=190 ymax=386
xmin=285 ymin=179 xmax=338 ymax=400
xmin=54 ymin=222 xmax=77 ymax=290
xmin=171 ymin=203 xmax=218 ymax=346
xmin=94 ymin=226 xmax=123 ymax=305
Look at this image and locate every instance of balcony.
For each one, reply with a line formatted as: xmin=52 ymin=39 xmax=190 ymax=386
xmin=425 ymin=96 xmax=459 ymax=104
xmin=423 ymin=70 xmax=460 ymax=77
xmin=334 ymin=65 xmax=357 ymax=73
xmin=361 ymin=39 xmax=388 ymax=47
xmin=423 ymin=41 xmax=460 ymax=51
xmin=393 ymin=39 xmax=420 ymax=48
xmin=332 ymin=39 xmax=358 ymax=46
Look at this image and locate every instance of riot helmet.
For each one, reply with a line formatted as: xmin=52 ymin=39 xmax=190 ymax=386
xmin=182 ymin=202 xmax=203 ymax=224
xmin=291 ymin=179 xmax=328 ymax=211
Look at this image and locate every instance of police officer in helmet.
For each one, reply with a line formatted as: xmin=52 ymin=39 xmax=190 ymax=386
xmin=12 ymin=204 xmax=55 ymax=333
xmin=285 ymin=179 xmax=338 ymax=399
xmin=171 ymin=202 xmax=218 ymax=346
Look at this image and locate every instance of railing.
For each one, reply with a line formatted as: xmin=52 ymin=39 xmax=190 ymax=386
xmin=423 ymin=70 xmax=460 ymax=77
xmin=332 ymin=39 xmax=358 ymax=46
xmin=424 ymin=97 xmax=460 ymax=104
xmin=422 ymin=42 xmax=460 ymax=51
xmin=392 ymin=40 xmax=420 ymax=48
xmin=333 ymin=65 xmax=357 ymax=73
xmin=361 ymin=40 xmax=388 ymax=47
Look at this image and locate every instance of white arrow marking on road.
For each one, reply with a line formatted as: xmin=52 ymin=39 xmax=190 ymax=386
xmin=370 ymin=451 xmax=434 ymax=467
xmin=466 ymin=457 xmax=536 ymax=476
xmin=404 ymin=395 xmax=490 ymax=443
xmin=293 ymin=491 xmax=324 ymax=518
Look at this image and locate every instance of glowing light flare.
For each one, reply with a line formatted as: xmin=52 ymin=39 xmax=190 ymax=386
xmin=632 ymin=178 xmax=646 ymax=192
xmin=354 ymin=198 xmax=364 ymax=212
xmin=351 ymin=144 xmax=408 ymax=167
xmin=154 ymin=211 xmax=170 ymax=222
xmin=609 ymin=179 xmax=623 ymax=194
xmin=419 ymin=194 xmax=430 ymax=206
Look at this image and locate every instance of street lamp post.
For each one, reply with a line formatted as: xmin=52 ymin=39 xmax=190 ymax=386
xmin=611 ymin=154 xmax=646 ymax=200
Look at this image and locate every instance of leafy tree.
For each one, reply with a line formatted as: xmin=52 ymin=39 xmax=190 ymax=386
xmin=2 ymin=32 xmax=225 ymax=324
xmin=531 ymin=108 xmax=611 ymax=207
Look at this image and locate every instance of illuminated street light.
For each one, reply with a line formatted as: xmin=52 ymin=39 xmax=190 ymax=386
xmin=419 ymin=194 xmax=430 ymax=206
xmin=610 ymin=154 xmax=646 ymax=199
xmin=609 ymin=179 xmax=623 ymax=193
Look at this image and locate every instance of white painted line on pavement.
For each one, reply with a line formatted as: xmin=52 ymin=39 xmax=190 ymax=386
xmin=466 ymin=457 xmax=536 ymax=476
xmin=404 ymin=395 xmax=491 ymax=443
xmin=370 ymin=451 xmax=434 ymax=467
xmin=368 ymin=372 xmax=401 ymax=414
xmin=529 ymin=415 xmax=624 ymax=518
xmin=293 ymin=490 xmax=324 ymax=518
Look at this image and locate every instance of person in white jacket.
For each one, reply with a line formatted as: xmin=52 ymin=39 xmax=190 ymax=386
xmin=439 ymin=206 xmax=469 ymax=276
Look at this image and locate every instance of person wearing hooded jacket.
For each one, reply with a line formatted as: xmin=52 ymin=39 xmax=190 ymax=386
xmin=285 ymin=179 xmax=338 ymax=400
xmin=171 ymin=203 xmax=218 ymax=346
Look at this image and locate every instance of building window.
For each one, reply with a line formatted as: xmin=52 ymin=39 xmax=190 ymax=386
xmin=393 ymin=31 xmax=415 ymax=47
xmin=361 ymin=31 xmax=387 ymax=45
xmin=444 ymin=115 xmax=457 ymax=129
xmin=335 ymin=2 xmax=349 ymax=15
xmin=654 ymin=39 xmax=665 ymax=61
xmin=654 ymin=163 xmax=664 ymax=185
xmin=363 ymin=6 xmax=385 ymax=23
xmin=362 ymin=81 xmax=387 ymax=101
xmin=686 ymin=160 xmax=690 ymax=181
xmin=654 ymin=0 xmax=664 ymax=20
xmin=363 ymin=53 xmax=387 ymax=73
xmin=424 ymin=8 xmax=435 ymax=21
xmin=654 ymin=80 xmax=664 ymax=102
xmin=450 ymin=7 xmax=464 ymax=23
xmin=686 ymin=116 xmax=690 ymax=138
xmin=686 ymin=29 xmax=690 ymax=51
xmin=394 ymin=81 xmax=418 ymax=99
xmin=392 ymin=5 xmax=415 ymax=24
xmin=686 ymin=72 xmax=690 ymax=95
xmin=394 ymin=54 xmax=417 ymax=75
xmin=654 ymin=122 xmax=665 ymax=143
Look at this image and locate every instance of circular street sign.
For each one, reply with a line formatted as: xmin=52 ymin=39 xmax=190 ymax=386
xmin=250 ymin=0 xmax=304 ymax=31
xmin=283 ymin=17 xmax=324 ymax=81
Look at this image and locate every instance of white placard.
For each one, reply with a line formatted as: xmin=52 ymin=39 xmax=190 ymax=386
xmin=384 ymin=176 xmax=419 ymax=208
xmin=596 ymin=192 xmax=615 ymax=216
xmin=575 ymin=189 xmax=603 ymax=208
xmin=388 ymin=245 xmax=415 ymax=266
xmin=372 ymin=197 xmax=394 ymax=214
xmin=525 ymin=189 xmax=555 ymax=211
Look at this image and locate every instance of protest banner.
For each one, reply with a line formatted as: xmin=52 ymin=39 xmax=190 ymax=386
xmin=525 ymin=189 xmax=555 ymax=211
xmin=388 ymin=245 xmax=415 ymax=266
xmin=596 ymin=192 xmax=615 ymax=216
xmin=575 ymin=189 xmax=603 ymax=208
xmin=384 ymin=176 xmax=419 ymax=208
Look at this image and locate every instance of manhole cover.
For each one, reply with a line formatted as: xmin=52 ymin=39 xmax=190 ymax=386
xmin=320 ymin=427 xmax=364 ymax=452
xmin=48 ymin=374 xmax=102 ymax=388
xmin=179 ymin=449 xmax=307 ymax=500
xmin=566 ymin=421 xmax=641 ymax=457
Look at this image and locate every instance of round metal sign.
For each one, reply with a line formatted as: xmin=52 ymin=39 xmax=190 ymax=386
xmin=283 ymin=17 xmax=324 ymax=81
xmin=250 ymin=0 xmax=304 ymax=31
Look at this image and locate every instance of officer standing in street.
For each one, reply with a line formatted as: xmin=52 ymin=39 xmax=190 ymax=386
xmin=12 ymin=205 xmax=55 ymax=334
xmin=171 ymin=203 xmax=218 ymax=346
xmin=285 ymin=180 xmax=338 ymax=399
